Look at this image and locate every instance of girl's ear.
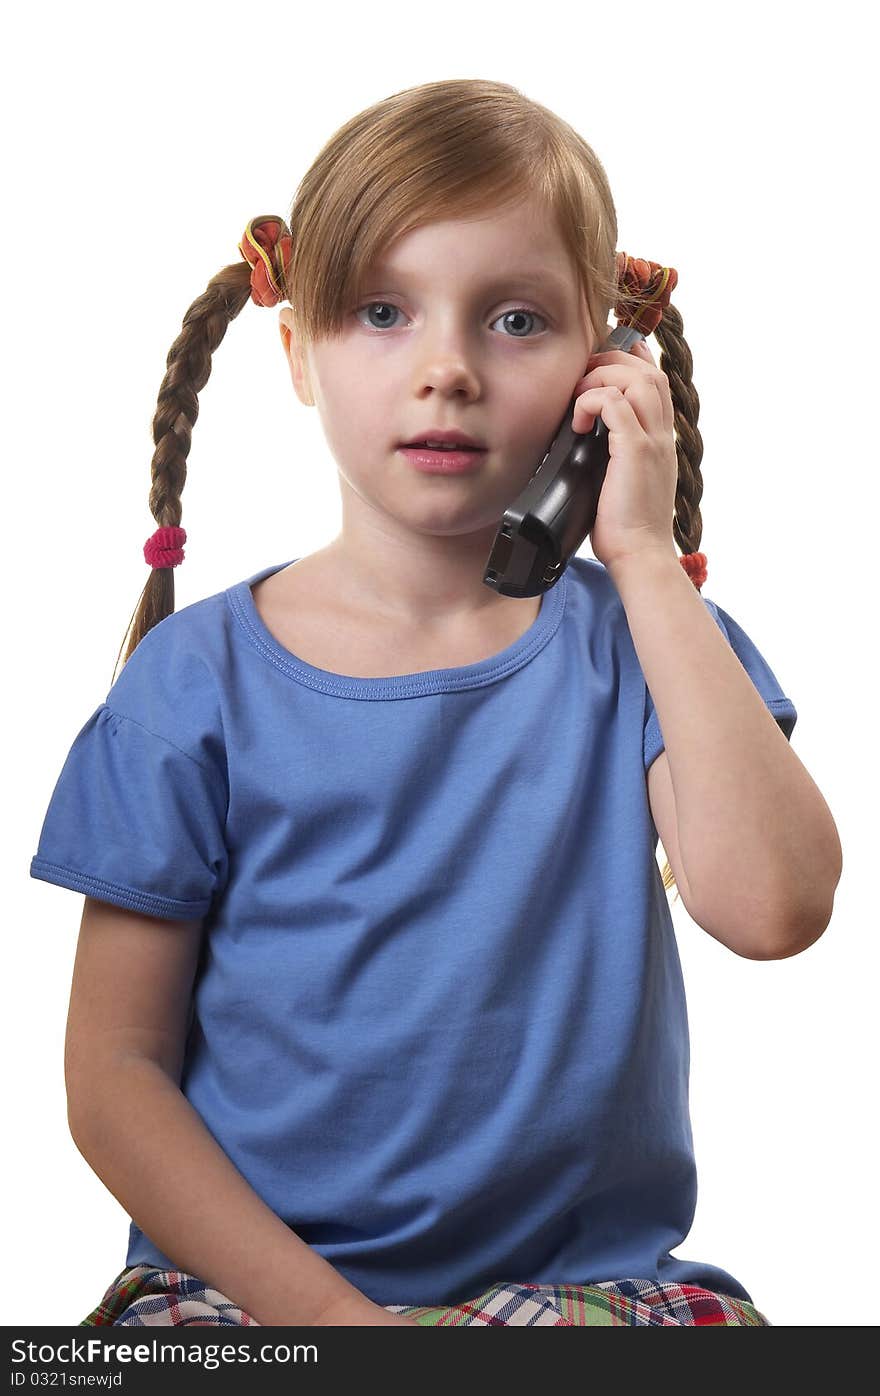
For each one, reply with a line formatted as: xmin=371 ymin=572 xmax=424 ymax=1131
xmin=278 ymin=309 xmax=315 ymax=406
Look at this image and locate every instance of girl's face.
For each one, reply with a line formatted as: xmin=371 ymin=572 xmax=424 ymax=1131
xmin=279 ymin=196 xmax=603 ymax=553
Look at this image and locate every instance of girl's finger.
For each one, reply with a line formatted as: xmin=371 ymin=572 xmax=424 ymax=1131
xmin=573 ymin=383 xmax=651 ymax=436
xmin=632 ymin=342 xmax=672 ymax=428
xmin=577 ymin=358 xmax=671 ymax=434
xmin=574 ymin=370 xmax=665 ymax=436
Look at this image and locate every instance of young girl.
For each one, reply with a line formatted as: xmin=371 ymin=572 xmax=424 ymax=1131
xmin=31 ymin=78 xmax=841 ymax=1329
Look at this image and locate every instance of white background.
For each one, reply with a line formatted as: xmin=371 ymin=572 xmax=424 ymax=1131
xmin=4 ymin=0 xmax=876 ymax=1329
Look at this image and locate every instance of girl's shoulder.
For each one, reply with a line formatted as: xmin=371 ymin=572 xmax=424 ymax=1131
xmin=105 ymin=587 xmax=232 ymax=753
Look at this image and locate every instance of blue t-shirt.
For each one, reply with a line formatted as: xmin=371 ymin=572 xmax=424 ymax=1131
xmin=31 ymin=555 xmax=797 ymax=1307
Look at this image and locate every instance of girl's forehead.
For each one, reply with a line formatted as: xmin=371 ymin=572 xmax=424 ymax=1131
xmin=375 ymin=199 xmax=565 ymax=257
xmin=367 ymin=211 xmax=574 ymax=288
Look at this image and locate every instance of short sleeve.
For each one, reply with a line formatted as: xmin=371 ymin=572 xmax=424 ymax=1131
xmin=30 ymin=614 xmax=229 ymax=922
xmin=643 ymin=597 xmax=798 ymax=773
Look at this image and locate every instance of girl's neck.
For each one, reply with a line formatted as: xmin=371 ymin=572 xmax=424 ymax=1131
xmin=319 ymin=528 xmax=517 ymax=628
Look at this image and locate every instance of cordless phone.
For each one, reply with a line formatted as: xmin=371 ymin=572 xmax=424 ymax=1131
xmin=482 ymin=324 xmax=646 ymax=598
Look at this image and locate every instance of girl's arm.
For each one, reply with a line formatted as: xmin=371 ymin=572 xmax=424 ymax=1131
xmin=608 ymin=548 xmax=842 ymax=958
xmin=65 ymin=897 xmax=396 ymax=1326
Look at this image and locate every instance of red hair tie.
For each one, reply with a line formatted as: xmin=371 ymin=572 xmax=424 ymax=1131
xmin=614 ymin=253 xmax=678 ymax=336
xmin=238 ymin=214 xmax=292 ymax=308
xmin=679 ymin=551 xmax=707 ymax=589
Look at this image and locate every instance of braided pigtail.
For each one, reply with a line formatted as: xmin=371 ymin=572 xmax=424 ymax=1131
xmin=111 ymin=259 xmax=254 ymax=685
xmin=614 ymin=255 xmax=705 ymax=578
xmin=652 ymin=302 xmax=705 ymax=565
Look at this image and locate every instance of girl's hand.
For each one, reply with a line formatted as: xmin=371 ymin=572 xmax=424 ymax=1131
xmin=570 ymin=338 xmax=679 ymax=571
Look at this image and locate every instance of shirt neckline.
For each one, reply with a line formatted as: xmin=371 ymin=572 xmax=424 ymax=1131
xmin=226 ymin=557 xmax=568 ymax=699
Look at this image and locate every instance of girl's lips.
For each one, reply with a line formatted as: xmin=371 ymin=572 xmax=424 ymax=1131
xmin=398 ymin=446 xmax=487 ymax=474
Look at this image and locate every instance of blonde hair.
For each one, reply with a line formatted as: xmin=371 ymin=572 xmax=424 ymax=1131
xmin=117 ymin=78 xmax=706 ymax=900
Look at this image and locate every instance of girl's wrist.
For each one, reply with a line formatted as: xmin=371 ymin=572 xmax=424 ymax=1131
xmin=312 ymin=1293 xmax=410 ymax=1325
xmin=605 ymin=541 xmax=680 ymax=582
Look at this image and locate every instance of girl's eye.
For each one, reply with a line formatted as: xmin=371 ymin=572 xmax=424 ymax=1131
xmin=353 ymin=302 xmax=547 ymax=337
xmin=355 ymin=302 xmax=404 ymax=331
xmin=491 ymin=307 xmax=547 ymax=337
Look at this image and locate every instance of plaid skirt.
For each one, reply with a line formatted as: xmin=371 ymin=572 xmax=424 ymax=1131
xmin=82 ymin=1265 xmax=770 ymax=1327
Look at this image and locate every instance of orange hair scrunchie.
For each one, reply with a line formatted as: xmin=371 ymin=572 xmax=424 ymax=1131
xmin=239 ymin=214 xmax=292 ymax=308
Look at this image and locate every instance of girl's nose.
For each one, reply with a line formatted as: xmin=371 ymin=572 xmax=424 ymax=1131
xmin=414 ymin=357 xmax=481 ymax=398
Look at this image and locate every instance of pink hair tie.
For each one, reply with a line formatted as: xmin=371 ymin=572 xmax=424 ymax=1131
xmin=144 ymin=526 xmax=187 ymax=569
